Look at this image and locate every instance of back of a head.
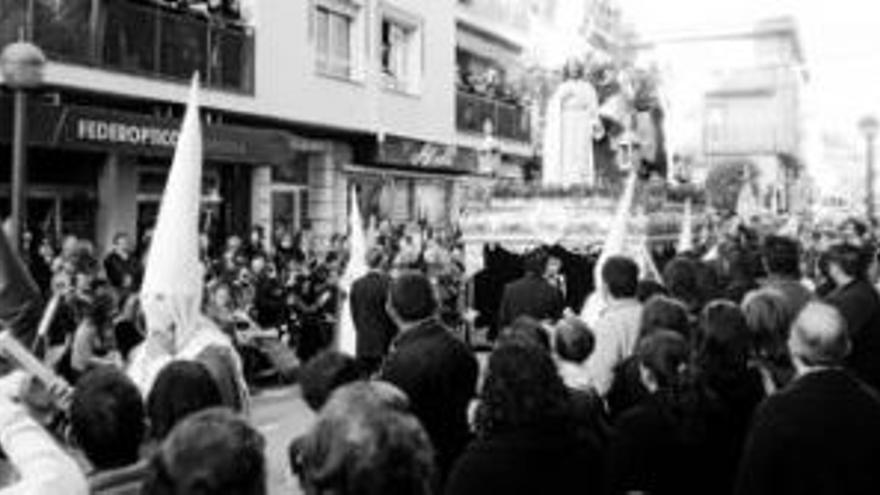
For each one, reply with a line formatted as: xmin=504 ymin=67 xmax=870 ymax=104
xmin=299 ymin=382 xmax=433 ymax=495
xmin=147 ymin=360 xmax=224 ymax=440
xmin=523 ymin=249 xmax=548 ymax=275
xmin=762 ymin=235 xmax=801 ymax=277
xmin=699 ymin=300 xmax=751 ymax=370
xmin=299 ymin=350 xmax=361 ymax=411
xmin=635 ymin=330 xmax=690 ymax=390
xmin=662 ymin=256 xmax=699 ymax=304
xmin=387 ymin=270 xmax=438 ymax=323
xmin=555 ymin=317 xmax=595 ymax=363
xmin=602 ymin=256 xmax=639 ymax=299
xmin=636 ymin=279 xmax=668 ymax=303
xmin=827 ymin=243 xmax=869 ymax=280
xmin=789 ymin=302 xmax=851 ymax=367
xmin=640 ymin=295 xmax=690 ymax=340
xmin=479 ymin=343 xmax=570 ymax=434
xmin=142 ymin=408 xmax=266 ymax=495
xmin=498 ymin=315 xmax=551 ymax=352
xmin=742 ymin=289 xmax=793 ymax=361
xmin=70 ymin=367 xmax=145 ymax=470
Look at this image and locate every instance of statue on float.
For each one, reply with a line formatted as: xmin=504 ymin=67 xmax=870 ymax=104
xmin=542 ymin=59 xmax=604 ymax=188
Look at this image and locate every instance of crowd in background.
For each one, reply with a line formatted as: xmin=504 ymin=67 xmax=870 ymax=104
xmin=3 ymin=212 xmax=880 ymax=494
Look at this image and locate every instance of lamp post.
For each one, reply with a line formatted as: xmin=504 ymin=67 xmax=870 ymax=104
xmin=1 ymin=40 xmax=46 ymax=253
xmin=859 ymin=115 xmax=879 ymax=223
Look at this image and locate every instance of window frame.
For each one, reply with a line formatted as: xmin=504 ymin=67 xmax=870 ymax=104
xmin=313 ymin=0 xmax=365 ymax=82
xmin=378 ymin=3 xmax=423 ymax=96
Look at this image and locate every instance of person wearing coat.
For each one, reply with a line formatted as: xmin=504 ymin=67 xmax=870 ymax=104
xmin=380 ymin=271 xmax=478 ymax=489
xmin=497 ymin=250 xmax=564 ymax=330
xmin=349 ymin=248 xmax=397 ymax=375
xmin=735 ymin=302 xmax=880 ymax=495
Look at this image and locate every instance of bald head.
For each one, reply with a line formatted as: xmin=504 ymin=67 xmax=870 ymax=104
xmin=789 ymin=302 xmax=851 ymax=368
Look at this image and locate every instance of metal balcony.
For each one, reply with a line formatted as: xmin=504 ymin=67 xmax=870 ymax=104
xmin=456 ymin=90 xmax=531 ymax=143
xmin=1 ymin=0 xmax=254 ymax=94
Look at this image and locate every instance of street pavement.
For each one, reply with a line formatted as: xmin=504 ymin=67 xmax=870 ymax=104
xmin=251 ymin=385 xmax=313 ymax=495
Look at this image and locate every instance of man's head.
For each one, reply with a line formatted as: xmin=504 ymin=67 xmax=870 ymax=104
xmin=826 ymin=243 xmax=869 ymax=285
xmin=789 ymin=302 xmax=850 ymax=371
xmin=554 ymin=317 xmax=595 ymax=364
xmin=602 ymin=256 xmax=639 ymax=300
xmin=299 ymin=350 xmax=361 ymax=411
xmin=387 ymin=271 xmax=438 ymax=326
xmin=142 ymin=408 xmax=266 ymax=495
xmin=146 ymin=360 xmax=224 ymax=441
xmin=762 ymin=235 xmax=801 ymax=278
xmin=70 ymin=367 xmax=145 ymax=470
xmin=113 ymin=232 xmax=131 ymax=254
xmin=545 ymin=254 xmax=562 ymax=277
xmin=523 ymin=249 xmax=548 ymax=276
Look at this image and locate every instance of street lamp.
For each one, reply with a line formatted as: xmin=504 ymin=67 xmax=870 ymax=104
xmin=859 ymin=115 xmax=879 ymax=223
xmin=1 ymin=40 xmax=46 ymax=253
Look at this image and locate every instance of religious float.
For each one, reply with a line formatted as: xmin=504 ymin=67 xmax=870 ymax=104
xmin=459 ymin=59 xmax=705 ymax=275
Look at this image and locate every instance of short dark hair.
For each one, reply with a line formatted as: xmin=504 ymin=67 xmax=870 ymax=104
xmin=523 ymin=249 xmax=548 ymax=275
xmin=70 ymin=367 xmax=145 ymax=470
xmin=640 ymin=295 xmax=691 ymax=339
xmin=636 ymin=279 xmax=668 ymax=303
xmin=146 ymin=361 xmax=224 ymax=440
xmin=388 ymin=271 xmax=438 ymax=322
xmin=300 ymin=351 xmax=361 ymax=411
xmin=554 ymin=317 xmax=595 ymax=363
xmin=827 ymin=243 xmax=869 ymax=279
xmin=762 ymin=235 xmax=801 ymax=277
xmin=498 ymin=315 xmax=550 ymax=352
xmin=143 ymin=408 xmax=266 ymax=495
xmin=663 ymin=257 xmax=699 ymax=305
xmin=602 ymin=256 xmax=639 ymax=299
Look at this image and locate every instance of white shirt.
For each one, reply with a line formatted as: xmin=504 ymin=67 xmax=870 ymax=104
xmin=585 ymin=298 xmax=643 ymax=396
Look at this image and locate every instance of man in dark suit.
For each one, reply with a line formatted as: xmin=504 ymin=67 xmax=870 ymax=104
xmin=349 ymin=247 xmax=396 ymax=375
xmin=497 ymin=249 xmax=565 ymax=331
xmin=823 ymin=243 xmax=880 ymax=390
xmin=736 ymin=302 xmax=880 ymax=495
xmin=380 ymin=271 xmax=478 ymax=489
xmin=103 ymin=233 xmax=141 ymax=292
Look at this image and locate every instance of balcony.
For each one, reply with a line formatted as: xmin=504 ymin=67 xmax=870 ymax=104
xmin=456 ymin=90 xmax=531 ymax=143
xmin=0 ymin=0 xmax=254 ymax=94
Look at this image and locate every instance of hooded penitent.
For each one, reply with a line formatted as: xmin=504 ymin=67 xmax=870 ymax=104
xmin=0 ymin=224 xmax=43 ymax=351
xmin=338 ymin=189 xmax=366 ymax=356
xmin=127 ymin=77 xmax=247 ymax=410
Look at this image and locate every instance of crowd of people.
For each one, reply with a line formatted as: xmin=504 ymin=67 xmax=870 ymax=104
xmin=2 ymin=212 xmax=880 ymax=494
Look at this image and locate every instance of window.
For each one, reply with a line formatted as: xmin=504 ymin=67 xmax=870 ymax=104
xmin=380 ymin=12 xmax=421 ymax=93
xmin=315 ymin=1 xmax=359 ymax=79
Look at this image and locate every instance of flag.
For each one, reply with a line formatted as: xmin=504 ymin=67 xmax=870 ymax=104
xmin=677 ymin=198 xmax=694 ymax=253
xmin=338 ymin=188 xmax=367 ymax=356
xmin=0 ymin=224 xmax=43 ymax=351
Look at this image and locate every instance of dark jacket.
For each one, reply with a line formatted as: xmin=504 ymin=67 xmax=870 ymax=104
xmin=497 ymin=273 xmax=564 ymax=329
xmin=606 ymin=392 xmax=736 ymax=495
xmin=445 ymin=425 xmax=602 ymax=495
xmin=349 ymin=271 xmax=397 ymax=360
xmin=103 ymin=251 xmax=141 ymax=290
xmin=735 ymin=369 xmax=880 ymax=495
xmin=825 ymin=279 xmax=880 ymax=390
xmin=380 ymin=319 xmax=478 ymax=485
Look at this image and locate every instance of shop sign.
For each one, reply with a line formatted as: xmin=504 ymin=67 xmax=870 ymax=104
xmin=379 ymin=136 xmax=463 ymax=170
xmin=410 ymin=143 xmax=456 ymax=168
xmin=75 ymin=117 xmax=180 ymax=148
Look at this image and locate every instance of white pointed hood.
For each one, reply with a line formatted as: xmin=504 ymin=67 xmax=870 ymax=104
xmin=338 ymin=188 xmax=367 ymax=356
xmin=140 ymin=76 xmax=205 ymax=351
xmin=677 ymin=198 xmax=694 ymax=253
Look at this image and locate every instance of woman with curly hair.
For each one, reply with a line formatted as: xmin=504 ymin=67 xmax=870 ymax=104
xmin=445 ymin=343 xmax=602 ymax=495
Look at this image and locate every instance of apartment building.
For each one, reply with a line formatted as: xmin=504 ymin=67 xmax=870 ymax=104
xmin=0 ymin=0 xmax=459 ymax=251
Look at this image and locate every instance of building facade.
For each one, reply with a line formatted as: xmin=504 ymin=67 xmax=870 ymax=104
xmin=1 ymin=0 xmax=462 ymax=253
xmin=638 ymin=17 xmax=807 ymax=212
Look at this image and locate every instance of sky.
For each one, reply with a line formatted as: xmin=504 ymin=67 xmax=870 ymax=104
xmin=618 ymin=0 xmax=880 ymax=187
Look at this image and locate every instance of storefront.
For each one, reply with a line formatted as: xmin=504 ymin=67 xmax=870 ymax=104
xmin=346 ymin=135 xmax=477 ymax=226
xmin=0 ymin=99 xmax=293 ymax=252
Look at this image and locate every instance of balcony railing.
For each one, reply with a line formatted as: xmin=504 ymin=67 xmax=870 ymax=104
xmin=456 ymin=90 xmax=531 ymax=143
xmin=0 ymin=0 xmax=254 ymax=94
